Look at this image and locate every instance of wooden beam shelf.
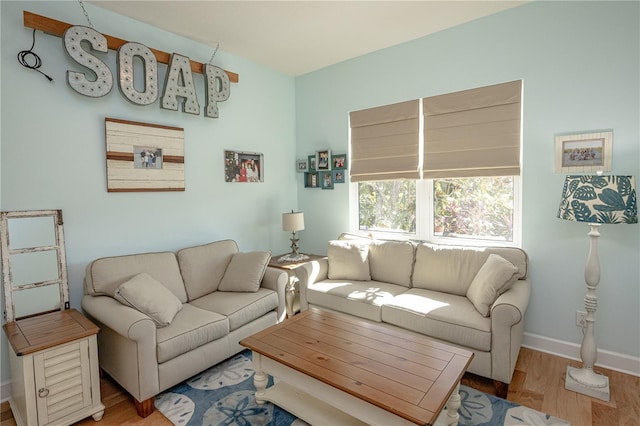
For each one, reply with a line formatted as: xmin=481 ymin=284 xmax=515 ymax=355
xmin=23 ymin=10 xmax=239 ymax=83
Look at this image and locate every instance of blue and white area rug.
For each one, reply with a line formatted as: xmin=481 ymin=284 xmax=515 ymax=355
xmin=155 ymin=350 xmax=569 ymax=426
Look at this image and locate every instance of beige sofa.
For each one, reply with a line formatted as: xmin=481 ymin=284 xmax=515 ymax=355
xmin=81 ymin=239 xmax=288 ymax=417
xmin=298 ymin=238 xmax=531 ymax=398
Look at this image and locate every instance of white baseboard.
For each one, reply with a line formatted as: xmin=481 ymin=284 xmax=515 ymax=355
xmin=523 ymin=332 xmax=640 ymax=377
xmin=1 ymin=380 xmax=10 ymax=404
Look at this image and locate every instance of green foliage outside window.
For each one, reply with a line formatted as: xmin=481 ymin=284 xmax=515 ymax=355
xmin=434 ymin=177 xmax=514 ymax=241
xmin=358 ymin=180 xmax=416 ymax=233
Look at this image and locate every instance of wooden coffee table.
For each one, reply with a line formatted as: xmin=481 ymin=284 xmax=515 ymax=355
xmin=240 ymin=308 xmax=473 ymax=426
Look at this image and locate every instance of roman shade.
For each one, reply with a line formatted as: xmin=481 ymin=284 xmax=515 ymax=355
xmin=422 ymin=80 xmax=522 ymax=178
xmin=349 ymin=99 xmax=420 ymax=182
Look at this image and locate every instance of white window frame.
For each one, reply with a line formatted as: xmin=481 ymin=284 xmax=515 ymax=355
xmin=349 ymin=176 xmax=522 ymax=247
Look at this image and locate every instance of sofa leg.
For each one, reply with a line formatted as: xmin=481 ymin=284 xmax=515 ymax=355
xmin=134 ymin=397 xmax=155 ymax=418
xmin=493 ymin=380 xmax=509 ymax=399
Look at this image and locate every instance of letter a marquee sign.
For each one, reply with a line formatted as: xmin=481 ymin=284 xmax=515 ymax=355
xmin=24 ymin=11 xmax=236 ymax=119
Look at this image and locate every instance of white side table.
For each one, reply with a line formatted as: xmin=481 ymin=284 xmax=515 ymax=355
xmin=269 ymin=254 xmax=325 ymax=318
xmin=3 ymin=309 xmax=105 ymax=425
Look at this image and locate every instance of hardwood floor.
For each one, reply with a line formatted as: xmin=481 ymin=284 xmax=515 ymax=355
xmin=1 ymin=347 xmax=638 ymax=425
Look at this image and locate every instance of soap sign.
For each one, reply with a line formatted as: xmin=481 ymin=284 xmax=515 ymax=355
xmin=63 ymin=25 xmax=230 ymax=118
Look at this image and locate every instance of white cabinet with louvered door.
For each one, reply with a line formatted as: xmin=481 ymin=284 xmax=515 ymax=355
xmin=4 ymin=309 xmax=105 ymax=426
xmin=33 ymin=338 xmax=94 ymax=424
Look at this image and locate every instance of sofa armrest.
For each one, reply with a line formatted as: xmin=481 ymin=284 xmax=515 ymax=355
xmin=298 ymin=257 xmax=329 ymax=311
xmin=81 ymin=295 xmax=160 ymax=401
xmin=260 ymin=267 xmax=289 ymax=322
xmin=490 ymin=278 xmax=531 ymax=383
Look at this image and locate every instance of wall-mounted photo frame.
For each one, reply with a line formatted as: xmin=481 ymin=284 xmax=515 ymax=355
xmin=332 ymin=153 xmax=347 ymax=170
xmin=321 ymin=171 xmax=334 ymax=189
xmin=105 ymin=118 xmax=185 ymax=192
xmin=296 ymin=158 xmax=308 ymax=172
xmin=308 ymin=154 xmax=316 ymax=173
xmin=225 ymin=150 xmax=264 ymax=182
xmin=555 ymin=130 xmax=612 ymax=173
xmin=316 ymin=149 xmax=331 ymax=171
xmin=332 ymin=169 xmax=345 ymax=184
xmin=304 ymin=172 xmax=319 ymax=188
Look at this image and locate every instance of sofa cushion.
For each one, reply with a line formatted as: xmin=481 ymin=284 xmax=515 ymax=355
xmin=156 ymin=304 xmax=229 ymax=364
xmin=412 ymin=243 xmax=480 ymax=295
xmin=218 ymin=251 xmax=271 ymax=292
xmin=85 ymin=251 xmax=187 ymax=303
xmin=189 ymin=288 xmax=279 ymax=331
xmin=177 ymin=240 xmax=239 ymax=300
xmin=327 ymin=240 xmax=371 ymax=281
xmin=306 ymin=279 xmax=407 ymax=322
xmin=381 ymin=288 xmax=491 ymax=352
xmin=484 ymin=247 xmax=528 ymax=279
xmin=369 ymin=240 xmax=415 ymax=287
xmin=466 ymin=254 xmax=519 ymax=317
xmin=412 ymin=243 xmax=527 ymax=296
xmin=114 ymin=273 xmax=183 ymax=327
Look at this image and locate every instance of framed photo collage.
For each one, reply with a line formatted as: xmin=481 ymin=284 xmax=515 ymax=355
xmin=297 ymin=150 xmax=347 ymax=189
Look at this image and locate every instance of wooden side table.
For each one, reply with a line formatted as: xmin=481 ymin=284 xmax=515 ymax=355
xmin=3 ymin=309 xmax=105 ymax=425
xmin=269 ymin=254 xmax=325 ymax=318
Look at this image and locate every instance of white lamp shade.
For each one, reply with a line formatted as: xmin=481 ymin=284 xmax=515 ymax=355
xmin=283 ymin=212 xmax=305 ymax=232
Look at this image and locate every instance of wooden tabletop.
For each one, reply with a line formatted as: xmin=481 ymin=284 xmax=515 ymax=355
xmin=3 ymin=309 xmax=100 ymax=356
xmin=241 ymin=308 xmax=473 ymax=425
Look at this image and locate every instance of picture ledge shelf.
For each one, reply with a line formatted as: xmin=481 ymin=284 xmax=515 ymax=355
xmin=23 ymin=10 xmax=239 ymax=83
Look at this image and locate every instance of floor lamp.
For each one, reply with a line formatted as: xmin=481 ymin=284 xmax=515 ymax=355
xmin=557 ymin=175 xmax=637 ymax=401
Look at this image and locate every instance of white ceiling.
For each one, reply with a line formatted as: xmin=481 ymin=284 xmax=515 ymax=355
xmin=90 ymin=1 xmax=528 ymax=76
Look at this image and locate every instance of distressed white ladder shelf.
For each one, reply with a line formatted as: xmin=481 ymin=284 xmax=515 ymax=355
xmin=1 ymin=209 xmax=69 ymax=323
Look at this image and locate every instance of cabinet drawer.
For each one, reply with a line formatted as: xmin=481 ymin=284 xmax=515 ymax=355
xmin=34 ymin=339 xmax=92 ymax=424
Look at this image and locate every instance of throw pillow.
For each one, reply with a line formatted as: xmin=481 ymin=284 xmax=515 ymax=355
xmin=466 ymin=254 xmax=519 ymax=317
xmin=218 ymin=251 xmax=271 ymax=292
xmin=114 ymin=273 xmax=183 ymax=327
xmin=327 ymin=240 xmax=371 ymax=281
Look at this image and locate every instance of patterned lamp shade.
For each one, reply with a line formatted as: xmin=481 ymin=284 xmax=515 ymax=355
xmin=558 ymin=175 xmax=637 ymax=224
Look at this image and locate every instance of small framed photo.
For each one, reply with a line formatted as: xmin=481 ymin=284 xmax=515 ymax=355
xmin=308 ymin=154 xmax=317 ymax=173
xmin=134 ymin=146 xmax=163 ymax=169
xmin=316 ymin=149 xmax=331 ymax=171
xmin=224 ymin=150 xmax=264 ymax=182
xmin=304 ymin=172 xmax=319 ymax=188
xmin=332 ymin=153 xmax=347 ymax=170
xmin=296 ymin=158 xmax=308 ymax=173
xmin=332 ymin=169 xmax=345 ymax=184
xmin=555 ymin=130 xmax=612 ymax=173
xmin=321 ymin=171 xmax=334 ymax=189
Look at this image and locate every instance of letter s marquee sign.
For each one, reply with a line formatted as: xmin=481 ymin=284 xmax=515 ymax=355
xmin=63 ymin=25 xmax=230 ymax=118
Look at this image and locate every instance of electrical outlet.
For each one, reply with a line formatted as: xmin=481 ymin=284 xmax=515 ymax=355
xmin=576 ymin=310 xmax=587 ymax=328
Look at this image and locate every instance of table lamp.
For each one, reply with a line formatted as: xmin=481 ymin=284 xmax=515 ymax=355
xmin=278 ymin=211 xmax=309 ymax=263
xmin=557 ymin=174 xmax=637 ymax=401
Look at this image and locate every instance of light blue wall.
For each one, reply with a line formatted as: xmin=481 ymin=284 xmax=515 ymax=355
xmin=0 ymin=1 xmax=296 ymax=392
xmin=2 ymin=0 xmax=638 ymax=400
xmin=296 ymin=1 xmax=640 ymax=359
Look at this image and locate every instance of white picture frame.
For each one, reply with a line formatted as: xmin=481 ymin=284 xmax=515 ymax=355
xmin=316 ymin=149 xmax=331 ymax=171
xmin=296 ymin=158 xmax=308 ymax=172
xmin=555 ymin=130 xmax=612 ymax=173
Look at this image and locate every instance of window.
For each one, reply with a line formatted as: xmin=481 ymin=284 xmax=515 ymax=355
xmin=352 ymin=176 xmax=520 ymax=246
xmin=432 ymin=177 xmax=517 ymax=243
xmin=349 ymin=80 xmax=523 ymax=246
xmin=357 ymin=180 xmax=416 ymax=234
